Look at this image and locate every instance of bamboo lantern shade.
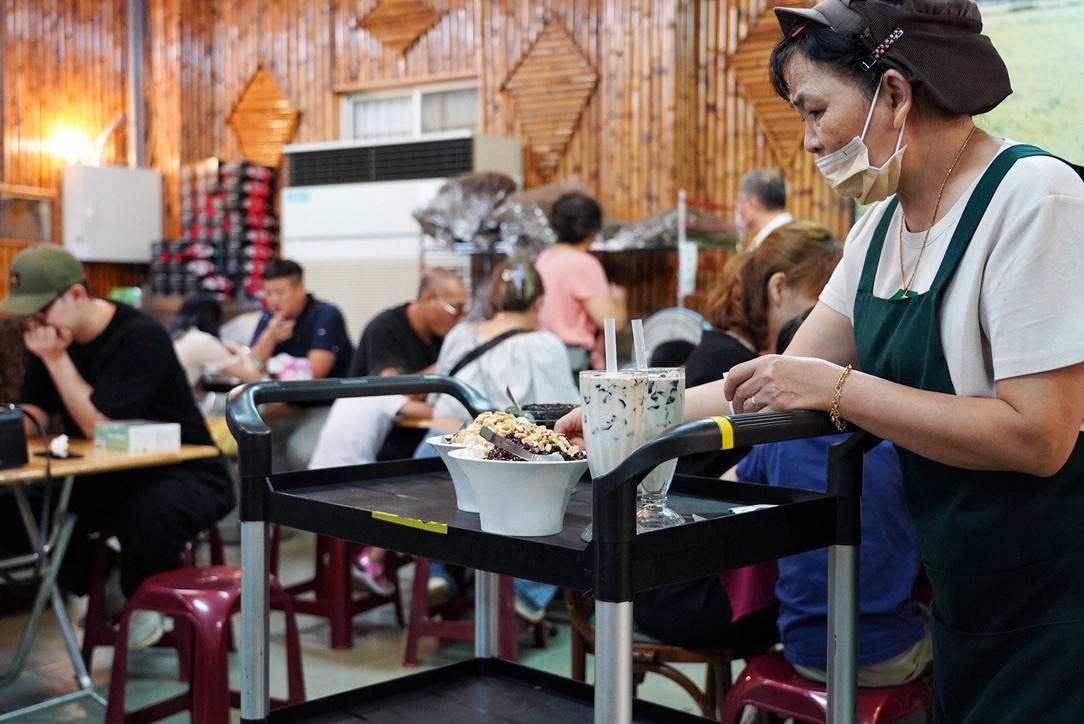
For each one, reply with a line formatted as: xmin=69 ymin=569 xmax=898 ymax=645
xmin=501 ymin=20 xmax=599 ymax=181
xmin=358 ymin=0 xmax=444 ymax=55
xmin=730 ymin=0 xmax=808 ymax=167
xmin=226 ymin=67 xmax=301 ymax=169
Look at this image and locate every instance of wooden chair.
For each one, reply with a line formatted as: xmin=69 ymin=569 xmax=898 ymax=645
xmin=565 ymin=588 xmax=740 ymax=719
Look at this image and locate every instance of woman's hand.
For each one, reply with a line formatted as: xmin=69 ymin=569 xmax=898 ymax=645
xmin=722 ymin=354 xmax=842 ymax=414
xmin=554 ymin=406 xmax=585 ymax=448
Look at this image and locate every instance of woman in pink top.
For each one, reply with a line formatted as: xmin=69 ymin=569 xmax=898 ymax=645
xmin=535 ymin=192 xmax=627 ymax=374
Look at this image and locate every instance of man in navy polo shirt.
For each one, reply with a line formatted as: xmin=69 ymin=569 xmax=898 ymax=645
xmin=248 ymin=258 xmax=353 ymax=470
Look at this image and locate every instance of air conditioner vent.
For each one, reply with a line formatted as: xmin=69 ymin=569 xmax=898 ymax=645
xmin=286 ymin=138 xmax=474 ymax=186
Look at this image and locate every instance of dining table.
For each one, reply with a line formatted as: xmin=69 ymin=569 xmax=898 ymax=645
xmin=0 ymin=437 xmax=220 ymax=721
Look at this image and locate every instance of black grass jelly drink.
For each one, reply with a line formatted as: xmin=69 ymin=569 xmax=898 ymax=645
xmin=636 ymin=367 xmax=686 ymax=531
xmin=578 ymin=370 xmax=648 ymax=541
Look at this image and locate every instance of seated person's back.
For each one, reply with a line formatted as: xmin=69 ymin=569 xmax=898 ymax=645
xmin=737 ymin=436 xmax=931 ymax=685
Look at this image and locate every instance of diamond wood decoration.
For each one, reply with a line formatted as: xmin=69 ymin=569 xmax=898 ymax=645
xmin=502 ymin=21 xmax=599 ymax=179
xmin=359 ymin=0 xmax=443 ymax=55
xmin=227 ymin=67 xmax=300 ymax=168
xmin=730 ymin=0 xmax=808 ymax=167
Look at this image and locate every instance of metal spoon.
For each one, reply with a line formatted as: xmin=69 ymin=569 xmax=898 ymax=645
xmin=505 ymin=385 xmax=522 ymax=411
xmin=480 ymin=425 xmax=562 ymax=462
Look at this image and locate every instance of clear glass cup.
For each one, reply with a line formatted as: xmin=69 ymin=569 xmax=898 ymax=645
xmin=578 ymin=369 xmax=648 ymax=542
xmin=635 ymin=367 xmax=686 ymax=532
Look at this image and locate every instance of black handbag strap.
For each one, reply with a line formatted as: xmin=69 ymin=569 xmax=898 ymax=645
xmin=448 ymin=328 xmax=525 ymax=377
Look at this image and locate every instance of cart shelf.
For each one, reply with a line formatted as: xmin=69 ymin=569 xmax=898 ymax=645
xmin=228 ymin=375 xmax=867 ymax=724
xmin=265 ymin=657 xmax=716 ymax=723
xmin=267 ymin=458 xmax=838 ymax=593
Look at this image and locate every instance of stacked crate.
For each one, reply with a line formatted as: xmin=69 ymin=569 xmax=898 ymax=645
xmin=151 ymin=158 xmax=277 ymax=299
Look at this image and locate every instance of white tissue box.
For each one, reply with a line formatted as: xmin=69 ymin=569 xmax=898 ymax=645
xmin=94 ymin=420 xmax=181 ymax=453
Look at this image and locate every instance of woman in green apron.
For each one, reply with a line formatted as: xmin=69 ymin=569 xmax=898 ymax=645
xmin=686 ymin=0 xmax=1084 ymax=720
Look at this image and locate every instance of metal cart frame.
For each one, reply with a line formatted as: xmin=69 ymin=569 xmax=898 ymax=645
xmin=228 ymin=375 xmax=869 ymax=723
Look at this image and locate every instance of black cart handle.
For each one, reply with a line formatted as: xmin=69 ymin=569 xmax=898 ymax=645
xmin=226 ymin=374 xmax=494 ymax=479
xmin=593 ymin=410 xmax=839 ymax=498
xmin=591 ymin=411 xmax=879 ymax=601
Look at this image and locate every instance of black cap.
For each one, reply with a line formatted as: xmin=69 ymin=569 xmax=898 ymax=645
xmin=776 ymin=0 xmax=1012 ymax=115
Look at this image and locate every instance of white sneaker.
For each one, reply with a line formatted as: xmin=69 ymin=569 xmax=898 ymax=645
xmin=427 ymin=577 xmax=453 ymax=608
xmin=513 ymin=595 xmax=546 ymax=624
xmin=126 ymin=609 xmax=166 ymax=650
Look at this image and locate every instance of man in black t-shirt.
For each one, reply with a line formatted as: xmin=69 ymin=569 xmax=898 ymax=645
xmin=349 ymin=268 xmax=468 ymax=377
xmin=0 ymin=245 xmax=234 ymax=650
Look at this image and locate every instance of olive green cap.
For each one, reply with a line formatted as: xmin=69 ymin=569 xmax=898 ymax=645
xmin=0 ymin=244 xmax=86 ymax=315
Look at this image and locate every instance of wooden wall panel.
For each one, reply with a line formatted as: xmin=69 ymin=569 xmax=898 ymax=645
xmin=1 ymin=0 xmax=851 ymax=318
xmin=333 ymin=0 xmax=481 ymax=91
xmin=688 ymin=0 xmax=852 ymax=242
xmin=0 ymin=0 xmax=129 ymax=190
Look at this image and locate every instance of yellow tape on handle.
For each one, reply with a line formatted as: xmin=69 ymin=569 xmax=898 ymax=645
xmin=710 ymin=416 xmax=735 ymax=450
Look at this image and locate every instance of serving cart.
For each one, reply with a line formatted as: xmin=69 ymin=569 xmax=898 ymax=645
xmin=227 ymin=375 xmax=869 ymax=723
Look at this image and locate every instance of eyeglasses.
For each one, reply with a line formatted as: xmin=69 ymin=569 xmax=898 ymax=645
xmin=34 ymin=290 xmax=68 ymax=318
xmin=434 ymin=296 xmax=467 ymax=318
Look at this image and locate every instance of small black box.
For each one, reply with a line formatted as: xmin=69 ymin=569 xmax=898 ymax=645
xmin=0 ymin=404 xmax=29 ymax=470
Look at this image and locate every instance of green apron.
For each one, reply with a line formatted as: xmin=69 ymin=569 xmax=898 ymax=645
xmin=853 ymin=145 xmax=1084 ymax=723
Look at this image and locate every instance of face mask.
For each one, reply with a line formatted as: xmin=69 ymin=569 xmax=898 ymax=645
xmin=815 ymin=79 xmax=907 ymax=204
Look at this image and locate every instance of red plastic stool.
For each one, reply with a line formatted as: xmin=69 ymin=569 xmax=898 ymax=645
xmin=721 ymin=650 xmax=933 ymax=724
xmin=402 ymin=557 xmax=548 ymax=666
xmin=104 ymin=565 xmax=305 ymax=724
xmin=273 ymin=528 xmax=406 ymax=649
xmin=81 ymin=525 xmax=226 ymax=670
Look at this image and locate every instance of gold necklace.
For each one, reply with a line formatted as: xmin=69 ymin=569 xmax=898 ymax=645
xmin=897 ymin=125 xmax=978 ymax=297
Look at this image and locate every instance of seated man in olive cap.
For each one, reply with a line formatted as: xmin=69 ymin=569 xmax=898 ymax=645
xmin=0 ymin=244 xmax=235 ymax=649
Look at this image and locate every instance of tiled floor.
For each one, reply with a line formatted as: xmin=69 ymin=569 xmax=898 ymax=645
xmin=0 ymin=529 xmax=720 ymax=722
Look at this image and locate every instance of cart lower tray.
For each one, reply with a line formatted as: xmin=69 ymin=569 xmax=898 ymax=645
xmin=263 ymin=658 xmax=714 ymax=723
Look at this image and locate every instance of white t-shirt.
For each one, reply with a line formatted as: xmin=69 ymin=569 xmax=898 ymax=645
xmin=429 ymin=323 xmax=579 ymax=420
xmin=821 ymin=140 xmax=1084 ymax=400
xmin=308 ymin=394 xmax=409 ymax=469
xmin=173 ymin=328 xmax=238 ymax=387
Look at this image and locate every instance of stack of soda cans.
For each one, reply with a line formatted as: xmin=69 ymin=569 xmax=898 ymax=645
xmin=151 ymin=157 xmax=277 ymax=299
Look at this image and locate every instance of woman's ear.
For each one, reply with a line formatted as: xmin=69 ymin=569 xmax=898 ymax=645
xmin=881 ymin=70 xmax=913 ymax=130
xmin=767 ymin=271 xmax=788 ymax=307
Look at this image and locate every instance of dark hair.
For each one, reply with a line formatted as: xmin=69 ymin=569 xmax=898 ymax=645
xmin=418 ymin=268 xmax=463 ymax=298
xmin=769 ymin=23 xmax=882 ymax=104
xmin=776 ymin=307 xmax=814 ymax=355
xmin=707 ymin=221 xmax=841 ymax=352
xmin=550 ymin=192 xmax=602 ymax=244
xmin=649 ymin=339 xmax=696 ymax=368
xmin=739 ymin=169 xmax=786 ymax=211
xmin=166 ymin=291 xmax=223 ymax=339
xmin=261 ymin=258 xmax=303 ymax=283
xmin=488 ymin=256 xmax=544 ymax=314
xmin=769 ymin=21 xmax=952 ymax=116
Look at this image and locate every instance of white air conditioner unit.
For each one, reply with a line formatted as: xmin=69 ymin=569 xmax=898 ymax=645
xmin=280 ymin=133 xmax=522 ymax=341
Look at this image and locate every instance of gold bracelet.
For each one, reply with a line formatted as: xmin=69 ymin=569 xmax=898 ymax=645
xmin=830 ymin=364 xmax=852 ymax=432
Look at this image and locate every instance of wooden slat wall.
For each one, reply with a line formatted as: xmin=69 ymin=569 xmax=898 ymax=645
xmin=1 ymin=0 xmax=851 ymax=318
xmin=0 ymin=0 xmax=128 ymax=190
xmin=689 ymin=0 xmax=852 ymax=240
xmin=1 ymin=0 xmax=142 ymax=298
